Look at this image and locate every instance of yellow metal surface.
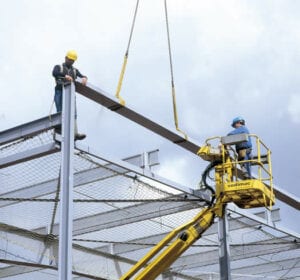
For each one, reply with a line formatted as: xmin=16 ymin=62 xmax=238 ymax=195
xmin=120 ymin=207 xmax=215 ymax=280
xmin=121 ymin=134 xmax=275 ymax=279
xmin=171 ymin=86 xmax=188 ymax=140
xmin=197 ymin=145 xmax=222 ymax=162
xmin=115 ymin=54 xmax=128 ymax=106
xmin=223 ymin=179 xmax=275 ymax=209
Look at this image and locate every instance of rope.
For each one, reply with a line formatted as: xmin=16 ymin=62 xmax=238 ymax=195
xmin=73 ymin=238 xmax=299 ymax=247
xmin=49 ymin=168 xmax=61 ymax=234
xmin=0 ymin=197 xmax=205 ymax=203
xmin=37 ymin=168 xmax=61 ymax=264
xmin=73 ymin=238 xmax=217 ymax=247
xmin=0 ymin=259 xmax=108 ymax=280
xmin=164 ymin=0 xmax=188 ymax=140
xmin=48 ymin=100 xmax=55 ymax=121
xmin=115 ymin=0 xmax=140 ymax=106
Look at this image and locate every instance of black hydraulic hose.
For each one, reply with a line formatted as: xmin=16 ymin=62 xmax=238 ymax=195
xmin=201 ymin=160 xmax=222 ymax=205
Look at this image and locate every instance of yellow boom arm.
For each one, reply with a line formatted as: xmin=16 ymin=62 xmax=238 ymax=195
xmin=121 ymin=134 xmax=274 ymax=279
xmin=120 ymin=202 xmax=223 ymax=280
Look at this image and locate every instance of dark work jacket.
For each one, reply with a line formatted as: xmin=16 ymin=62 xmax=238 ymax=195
xmin=227 ymin=125 xmax=252 ymax=151
xmin=52 ymin=63 xmax=87 ymax=90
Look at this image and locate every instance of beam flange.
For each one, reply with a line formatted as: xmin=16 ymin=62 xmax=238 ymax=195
xmin=75 ymin=142 xmax=211 ymax=203
xmin=35 ymin=198 xmax=202 ymax=236
xmin=0 ymin=142 xmax=59 ymax=168
xmin=0 ymin=113 xmax=61 ymax=146
xmin=75 ymin=82 xmax=300 ymax=211
xmin=95 ymin=208 xmax=281 ymax=255
xmin=227 ymin=204 xmax=300 ymax=239
xmin=75 ymin=82 xmax=200 ymax=154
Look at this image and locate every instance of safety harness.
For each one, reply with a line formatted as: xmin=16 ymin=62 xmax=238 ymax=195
xmin=55 ymin=64 xmax=77 ymax=86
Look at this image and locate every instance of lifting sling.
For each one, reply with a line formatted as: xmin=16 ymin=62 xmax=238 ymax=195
xmin=115 ymin=0 xmax=140 ymax=106
xmin=164 ymin=0 xmax=188 ymax=140
xmin=115 ymin=0 xmax=189 ymax=140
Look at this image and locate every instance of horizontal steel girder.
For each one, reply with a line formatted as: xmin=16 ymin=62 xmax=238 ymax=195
xmin=75 ymin=82 xmax=300 ymax=211
xmin=75 ymin=82 xmax=200 ymax=154
xmin=0 ymin=142 xmax=59 ymax=168
xmin=0 ymin=149 xmax=161 ymax=208
xmin=0 ymin=113 xmax=61 ymax=145
xmin=95 ymin=208 xmax=281 ymax=255
xmin=0 ymin=223 xmax=193 ymax=280
xmin=34 ymin=198 xmax=203 ymax=236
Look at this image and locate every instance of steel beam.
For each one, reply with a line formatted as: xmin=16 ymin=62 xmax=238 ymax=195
xmin=0 ymin=150 xmax=159 ymax=208
xmin=1 ymin=220 xmax=296 ymax=280
xmin=75 ymin=142 xmax=211 ymax=202
xmin=58 ymin=84 xmax=75 ymax=280
xmin=170 ymin=239 xmax=298 ymax=271
xmin=35 ymin=198 xmax=202 ymax=236
xmin=0 ymin=259 xmax=107 ymax=280
xmin=272 ymin=185 xmax=300 ymax=211
xmin=0 ymin=223 xmax=189 ymax=280
xmin=230 ymin=256 xmax=300 ymax=278
xmin=0 ymin=113 xmax=61 ymax=146
xmin=0 ymin=264 xmax=42 ymax=279
xmin=3 ymin=227 xmax=293 ymax=280
xmin=218 ymin=207 xmax=232 ymax=280
xmin=1 ymin=84 xmax=299 ymax=209
xmin=95 ymin=208 xmax=281 ymax=255
xmin=75 ymin=82 xmax=200 ymax=154
xmin=163 ymin=205 xmax=299 ymax=271
xmin=227 ymin=204 xmax=300 ymax=239
xmin=0 ymin=206 xmax=294 ymax=280
xmin=0 ymin=142 xmax=59 ymax=168
xmin=75 ymin=82 xmax=300 ymax=211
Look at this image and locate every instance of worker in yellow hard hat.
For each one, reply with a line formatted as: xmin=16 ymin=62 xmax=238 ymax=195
xmin=52 ymin=50 xmax=88 ymax=140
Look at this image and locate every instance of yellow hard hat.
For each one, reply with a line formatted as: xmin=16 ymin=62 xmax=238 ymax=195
xmin=66 ymin=50 xmax=78 ymax=61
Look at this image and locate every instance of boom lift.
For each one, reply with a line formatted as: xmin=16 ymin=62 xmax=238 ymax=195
xmin=121 ymin=133 xmax=275 ymax=280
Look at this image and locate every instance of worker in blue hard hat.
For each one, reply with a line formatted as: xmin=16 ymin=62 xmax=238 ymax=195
xmin=52 ymin=50 xmax=88 ymax=140
xmin=228 ymin=116 xmax=252 ymax=178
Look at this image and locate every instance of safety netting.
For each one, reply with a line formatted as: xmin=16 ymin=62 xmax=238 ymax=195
xmin=0 ymin=130 xmax=299 ymax=280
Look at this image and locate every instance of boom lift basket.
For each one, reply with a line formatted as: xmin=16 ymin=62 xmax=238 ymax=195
xmin=222 ymin=179 xmax=275 ymax=209
xmin=199 ymin=134 xmax=275 ymax=209
xmin=122 ymin=134 xmax=275 ymax=279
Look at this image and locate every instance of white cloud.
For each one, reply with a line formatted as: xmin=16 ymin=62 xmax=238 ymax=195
xmin=288 ymin=94 xmax=300 ymax=123
xmin=158 ymin=157 xmax=189 ymax=186
xmin=0 ymin=0 xmax=299 ymax=231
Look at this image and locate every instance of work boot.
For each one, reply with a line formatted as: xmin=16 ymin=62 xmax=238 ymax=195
xmin=75 ymin=133 xmax=86 ymax=140
xmin=74 ymin=120 xmax=86 ymax=140
xmin=241 ymin=166 xmax=250 ymax=179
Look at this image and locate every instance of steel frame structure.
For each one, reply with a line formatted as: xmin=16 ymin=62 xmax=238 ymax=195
xmin=0 ymin=82 xmax=299 ymax=279
xmin=75 ymin=81 xmax=300 ymax=211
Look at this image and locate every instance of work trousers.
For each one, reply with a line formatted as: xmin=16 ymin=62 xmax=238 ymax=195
xmin=54 ymin=88 xmax=77 ymax=118
xmin=237 ymin=148 xmax=252 ymax=178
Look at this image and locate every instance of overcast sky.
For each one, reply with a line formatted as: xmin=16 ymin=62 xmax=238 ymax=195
xmin=0 ymin=0 xmax=299 ymax=231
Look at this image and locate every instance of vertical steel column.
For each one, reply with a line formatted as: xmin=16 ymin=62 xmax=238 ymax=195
xmin=58 ymin=84 xmax=75 ymax=280
xmin=218 ymin=206 xmax=232 ymax=280
xmin=142 ymin=151 xmax=150 ymax=170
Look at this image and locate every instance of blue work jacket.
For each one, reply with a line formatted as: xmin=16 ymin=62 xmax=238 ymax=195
xmin=228 ymin=125 xmax=252 ymax=151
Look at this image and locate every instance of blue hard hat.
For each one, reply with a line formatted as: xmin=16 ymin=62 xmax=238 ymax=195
xmin=231 ymin=116 xmax=245 ymax=127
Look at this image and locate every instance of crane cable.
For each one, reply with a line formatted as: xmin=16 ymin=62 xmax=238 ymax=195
xmin=115 ymin=0 xmax=140 ymax=106
xmin=164 ymin=0 xmax=188 ymax=140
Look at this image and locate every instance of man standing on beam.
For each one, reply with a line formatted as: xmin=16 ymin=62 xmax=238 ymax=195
xmin=52 ymin=50 xmax=88 ymax=140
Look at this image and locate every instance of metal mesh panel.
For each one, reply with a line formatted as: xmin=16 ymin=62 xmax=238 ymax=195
xmin=0 ymin=131 xmax=299 ymax=280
